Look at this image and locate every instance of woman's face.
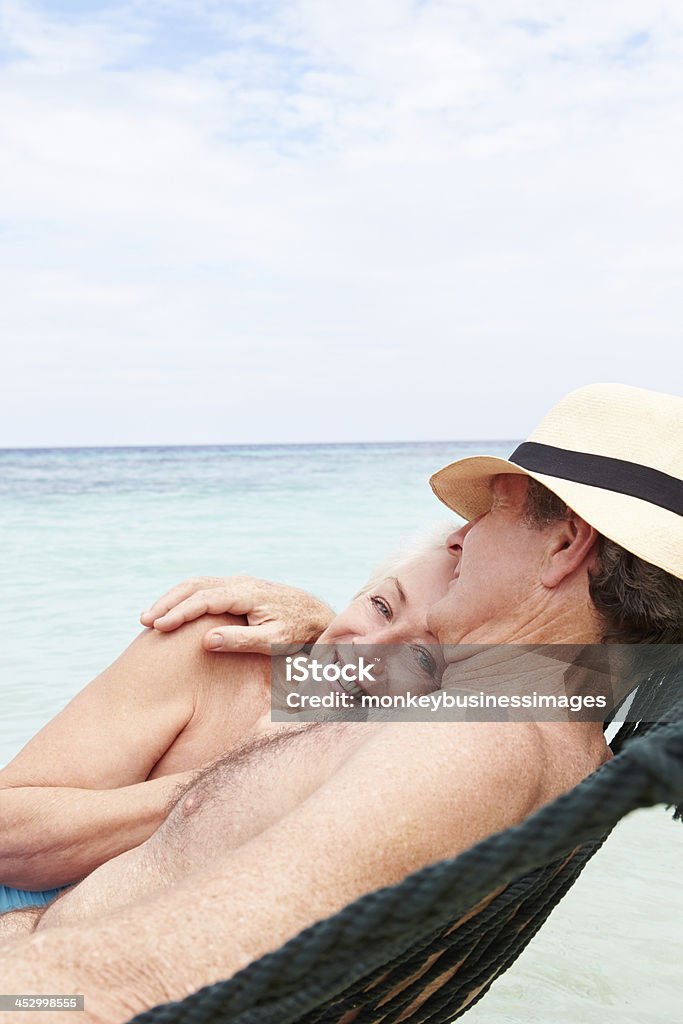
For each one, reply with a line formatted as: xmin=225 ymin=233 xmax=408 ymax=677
xmin=312 ymin=545 xmax=454 ymax=697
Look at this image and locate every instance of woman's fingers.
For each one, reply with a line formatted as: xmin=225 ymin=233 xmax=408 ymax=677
xmin=140 ymin=577 xmax=223 ymax=627
xmin=203 ymin=624 xmax=299 ymax=656
xmin=147 ymin=585 xmax=256 ymax=631
xmin=139 ymin=575 xmax=334 ymax=653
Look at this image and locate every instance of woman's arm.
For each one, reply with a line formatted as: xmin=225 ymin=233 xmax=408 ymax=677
xmin=0 ymin=614 xmax=255 ymax=887
xmin=0 ymin=771 xmax=195 ymax=888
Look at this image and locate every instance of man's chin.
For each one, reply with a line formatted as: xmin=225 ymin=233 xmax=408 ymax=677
xmin=426 ymin=603 xmax=466 ymax=648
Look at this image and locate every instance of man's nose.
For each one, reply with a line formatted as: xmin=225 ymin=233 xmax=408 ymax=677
xmin=445 ymin=516 xmax=482 ymax=558
xmin=445 ymin=523 xmax=468 ymax=557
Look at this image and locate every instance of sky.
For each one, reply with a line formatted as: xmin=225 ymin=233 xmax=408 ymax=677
xmin=0 ymin=0 xmax=681 ymax=446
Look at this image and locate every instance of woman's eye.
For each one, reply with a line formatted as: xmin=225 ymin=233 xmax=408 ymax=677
xmin=370 ymin=595 xmax=392 ymax=620
xmin=411 ymin=646 xmax=437 ymax=677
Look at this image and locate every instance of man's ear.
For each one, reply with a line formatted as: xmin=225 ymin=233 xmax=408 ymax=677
xmin=540 ymin=513 xmax=600 ymax=588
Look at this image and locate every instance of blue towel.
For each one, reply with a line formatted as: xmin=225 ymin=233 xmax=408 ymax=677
xmin=0 ymin=884 xmax=66 ymax=913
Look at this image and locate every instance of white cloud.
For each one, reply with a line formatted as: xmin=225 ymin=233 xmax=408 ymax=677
xmin=0 ymin=0 xmax=681 ymax=445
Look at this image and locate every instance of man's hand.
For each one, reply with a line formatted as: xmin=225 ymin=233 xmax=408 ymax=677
xmin=140 ymin=575 xmax=335 ymax=655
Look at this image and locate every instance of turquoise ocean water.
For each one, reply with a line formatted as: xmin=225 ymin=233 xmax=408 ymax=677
xmin=0 ymin=442 xmax=680 ymax=1020
xmin=0 ymin=440 xmax=502 ymax=762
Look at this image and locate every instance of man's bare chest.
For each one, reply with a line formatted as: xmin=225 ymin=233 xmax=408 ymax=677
xmin=152 ymin=721 xmax=375 ymax=872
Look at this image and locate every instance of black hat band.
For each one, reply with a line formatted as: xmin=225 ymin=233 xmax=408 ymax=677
xmin=509 ymin=442 xmax=683 ymax=516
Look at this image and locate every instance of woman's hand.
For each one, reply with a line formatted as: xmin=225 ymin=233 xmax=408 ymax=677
xmin=140 ymin=575 xmax=335 ymax=655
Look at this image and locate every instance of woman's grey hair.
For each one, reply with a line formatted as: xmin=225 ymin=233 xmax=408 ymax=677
xmin=355 ymin=520 xmax=458 ymax=598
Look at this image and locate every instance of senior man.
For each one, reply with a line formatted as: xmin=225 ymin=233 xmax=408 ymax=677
xmin=0 ymin=383 xmax=681 ymax=1024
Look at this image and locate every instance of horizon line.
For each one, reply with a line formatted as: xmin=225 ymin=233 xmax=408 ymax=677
xmin=0 ymin=438 xmax=520 ymax=454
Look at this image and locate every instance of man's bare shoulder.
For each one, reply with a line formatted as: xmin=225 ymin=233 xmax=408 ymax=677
xmin=363 ymin=718 xmax=547 ymax=779
xmin=361 ymin=718 xmax=610 ymax=824
xmin=325 ymin=719 xmax=549 ymax=864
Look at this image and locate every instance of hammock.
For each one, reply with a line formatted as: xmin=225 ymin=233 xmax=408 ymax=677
xmin=131 ymin=664 xmax=683 ymax=1024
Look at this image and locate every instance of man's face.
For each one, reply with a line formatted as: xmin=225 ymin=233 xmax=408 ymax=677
xmin=427 ymin=474 xmax=551 ymax=645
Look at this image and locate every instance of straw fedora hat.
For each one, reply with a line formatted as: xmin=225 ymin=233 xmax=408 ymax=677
xmin=430 ymin=383 xmax=683 ymax=581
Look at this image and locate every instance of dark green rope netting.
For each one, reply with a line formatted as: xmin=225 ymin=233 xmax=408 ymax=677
xmin=131 ymin=666 xmax=683 ymax=1024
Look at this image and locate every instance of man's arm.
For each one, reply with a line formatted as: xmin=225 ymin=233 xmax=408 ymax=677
xmin=0 ymin=722 xmax=545 ymax=1023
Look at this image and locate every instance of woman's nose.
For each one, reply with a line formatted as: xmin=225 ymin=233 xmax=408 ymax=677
xmin=351 ymin=630 xmax=385 ymax=647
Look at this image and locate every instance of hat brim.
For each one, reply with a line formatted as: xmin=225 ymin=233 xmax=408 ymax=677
xmin=430 ymin=456 xmax=683 ymax=581
xmin=429 ymin=456 xmax=527 ymax=521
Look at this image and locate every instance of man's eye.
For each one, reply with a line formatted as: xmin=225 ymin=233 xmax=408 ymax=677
xmin=411 ymin=646 xmax=437 ymax=677
xmin=370 ymin=595 xmax=392 ymax=620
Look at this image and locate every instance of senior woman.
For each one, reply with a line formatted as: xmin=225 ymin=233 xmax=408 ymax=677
xmin=0 ymin=530 xmax=454 ymax=914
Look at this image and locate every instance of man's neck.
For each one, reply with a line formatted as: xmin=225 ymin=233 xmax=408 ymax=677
xmin=455 ymin=584 xmax=604 ymax=647
xmin=443 ymin=645 xmax=584 ymax=689
xmin=440 ymin=644 xmax=617 ymax=721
